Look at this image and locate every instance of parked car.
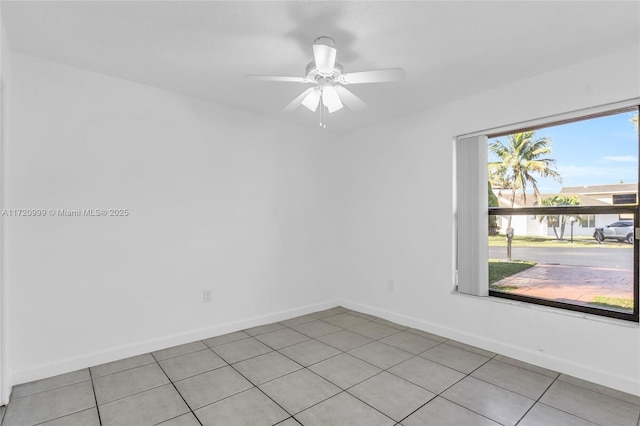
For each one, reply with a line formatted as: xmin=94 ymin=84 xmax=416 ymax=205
xmin=593 ymin=220 xmax=634 ymax=244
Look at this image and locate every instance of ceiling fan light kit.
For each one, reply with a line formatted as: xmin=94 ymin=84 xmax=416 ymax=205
xmin=301 ymin=88 xmax=321 ymax=112
xmin=246 ymin=36 xmax=406 ymax=127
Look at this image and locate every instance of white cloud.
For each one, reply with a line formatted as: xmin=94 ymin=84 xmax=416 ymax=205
xmin=602 ymin=155 xmax=638 ymax=163
xmin=559 ymin=165 xmax=609 ymax=178
xmin=557 ymin=164 xmax=637 ymax=181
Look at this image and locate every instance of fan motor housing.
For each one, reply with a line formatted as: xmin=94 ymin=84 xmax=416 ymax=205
xmin=306 ymin=61 xmax=343 ymax=81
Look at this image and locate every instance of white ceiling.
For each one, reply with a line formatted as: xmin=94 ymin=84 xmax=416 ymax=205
xmin=3 ymin=1 xmax=639 ymax=134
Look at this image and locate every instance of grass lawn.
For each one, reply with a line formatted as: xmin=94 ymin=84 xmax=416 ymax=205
xmin=488 ymin=259 xmax=536 ymax=286
xmin=488 ymin=235 xmax=630 ymax=248
xmin=588 ymin=296 xmax=634 ymax=311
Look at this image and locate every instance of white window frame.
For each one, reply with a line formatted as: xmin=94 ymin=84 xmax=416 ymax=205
xmin=454 ymin=99 xmax=640 ymax=321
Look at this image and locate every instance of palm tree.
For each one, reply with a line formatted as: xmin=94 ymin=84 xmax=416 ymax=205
xmin=489 ymin=131 xmax=562 ymax=228
xmin=488 ymin=181 xmax=500 ymax=235
xmin=538 ymin=195 xmax=581 ymax=240
xmin=488 ymin=164 xmax=512 ymax=199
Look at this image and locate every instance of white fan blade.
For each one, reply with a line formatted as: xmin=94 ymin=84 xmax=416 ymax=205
xmin=301 ymin=89 xmax=321 ymax=112
xmin=313 ymin=41 xmax=337 ymax=75
xmin=322 ymin=86 xmax=343 ymax=113
xmin=334 ymin=86 xmax=366 ymax=111
xmin=245 ymin=75 xmax=309 ymax=83
xmin=342 ymin=68 xmax=406 ymax=84
xmin=284 ymin=88 xmax=316 ymax=112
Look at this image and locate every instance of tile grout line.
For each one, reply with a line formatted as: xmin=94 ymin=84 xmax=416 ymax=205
xmin=167 ymin=367 xmax=253 ymax=418
xmin=27 ymin=408 xmax=98 ymax=426
xmin=295 ymin=389 xmax=397 ymax=425
xmin=339 ymin=369 xmax=416 ymax=424
xmin=95 ymin=383 xmax=171 ymax=409
xmin=432 ymin=351 xmax=526 ymax=425
xmin=158 ymin=346 xmax=230 ymax=383
xmin=153 ymin=345 xmax=213 ymax=363
xmin=313 ymin=332 xmax=376 ymax=352
xmin=523 ymin=379 xmax=636 ymax=426
xmin=221 ymin=323 xmax=398 ymax=423
xmin=278 ymin=322 xmax=405 ymax=375
xmin=287 ymin=321 xmax=469 ymax=425
xmin=274 ymin=321 xmax=439 ymax=424
xmin=466 ymin=358 xmax=562 ymax=402
xmin=172 ymin=312 xmax=495 ymax=423
xmin=223 ymin=356 xmax=299 ymax=422
xmin=396 ymin=351 xmax=497 ymax=425
xmin=91 ymin=361 xmax=157 ymax=381
xmin=210 ymin=342 xmax=275 ymax=365
xmin=7 ymin=307 xmax=639 ymax=426
xmin=555 ymin=375 xmax=640 ymax=408
xmin=8 ymin=378 xmax=92 ymax=401
xmin=424 ymin=394 xmax=500 ymax=426
xmin=108 ymin=329 xmax=538 ymax=426
xmin=288 ymin=317 xmax=343 ymax=333
xmin=513 ymin=374 xmax=562 ymax=426
xmin=88 ymin=369 xmax=104 ymax=426
xmin=276 ymin=337 xmax=397 ymax=424
xmin=202 ymin=321 xmax=348 ymax=417
xmin=519 ymin=400 xmax=604 ymax=426
xmin=169 ymin=362 xmax=288 ymax=418
xmin=390 ymin=348 xmax=495 ymax=425
xmin=430 ymin=349 xmax=565 ymax=425
xmin=7 ymin=382 xmax=101 ymax=426
xmin=150 ymin=354 xmax=204 ymax=426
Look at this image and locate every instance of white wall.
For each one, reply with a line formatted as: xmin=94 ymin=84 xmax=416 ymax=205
xmin=336 ymin=46 xmax=640 ymax=396
xmin=3 ymin=39 xmax=640 ymax=402
xmin=4 ymin=52 xmax=341 ymax=396
xmin=0 ymin=10 xmax=12 ymax=405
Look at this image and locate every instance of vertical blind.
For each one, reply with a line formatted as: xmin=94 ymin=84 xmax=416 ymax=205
xmin=456 ymin=135 xmax=489 ymax=296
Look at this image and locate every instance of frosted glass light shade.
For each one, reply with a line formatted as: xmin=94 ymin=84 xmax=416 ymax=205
xmin=322 ymin=85 xmax=343 ymax=113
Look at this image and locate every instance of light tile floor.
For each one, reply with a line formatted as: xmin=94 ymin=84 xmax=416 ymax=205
xmin=2 ymin=306 xmax=640 ymax=426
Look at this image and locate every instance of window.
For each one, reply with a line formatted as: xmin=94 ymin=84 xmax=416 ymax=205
xmin=580 ymin=214 xmax=596 ymax=228
xmin=457 ymin=105 xmax=639 ymax=322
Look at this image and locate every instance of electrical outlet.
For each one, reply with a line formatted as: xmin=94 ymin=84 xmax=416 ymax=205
xmin=387 ymin=280 xmax=395 ymax=292
xmin=203 ymin=289 xmax=212 ymax=303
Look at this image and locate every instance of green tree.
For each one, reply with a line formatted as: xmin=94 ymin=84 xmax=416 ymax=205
xmin=488 ymin=165 xmax=511 ymax=199
xmin=538 ymin=195 xmax=581 ymax=240
xmin=489 ymin=131 xmax=562 ymax=228
xmin=488 ymin=181 xmax=499 ymax=234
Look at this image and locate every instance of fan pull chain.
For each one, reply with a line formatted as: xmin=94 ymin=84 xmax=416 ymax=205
xmin=319 ymin=96 xmax=327 ymax=128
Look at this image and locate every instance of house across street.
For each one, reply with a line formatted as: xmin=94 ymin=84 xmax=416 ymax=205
xmin=493 ymin=182 xmax=637 ymax=239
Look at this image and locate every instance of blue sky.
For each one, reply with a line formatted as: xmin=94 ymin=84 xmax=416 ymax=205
xmin=488 ymin=110 xmax=639 ymax=194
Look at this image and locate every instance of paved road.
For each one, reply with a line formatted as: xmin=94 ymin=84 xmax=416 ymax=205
xmin=488 ymin=246 xmax=633 ymax=270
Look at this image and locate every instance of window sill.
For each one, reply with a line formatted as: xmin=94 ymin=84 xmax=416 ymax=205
xmin=452 ymin=289 xmax=640 ymax=328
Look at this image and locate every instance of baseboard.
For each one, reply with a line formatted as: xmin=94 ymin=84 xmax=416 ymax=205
xmin=7 ymin=299 xmax=341 ymax=402
xmin=337 ymin=299 xmax=640 ymax=397
xmin=12 ymin=298 xmax=637 ymax=401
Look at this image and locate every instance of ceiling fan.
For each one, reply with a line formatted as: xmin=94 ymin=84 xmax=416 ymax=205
xmin=246 ymin=37 xmax=406 ymax=123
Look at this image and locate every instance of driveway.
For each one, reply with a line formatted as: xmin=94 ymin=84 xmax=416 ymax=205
xmin=493 ymin=263 xmax=633 ymax=305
